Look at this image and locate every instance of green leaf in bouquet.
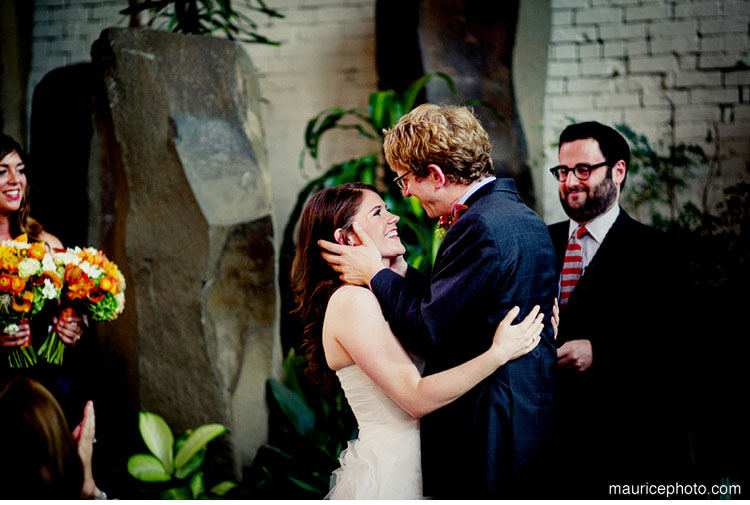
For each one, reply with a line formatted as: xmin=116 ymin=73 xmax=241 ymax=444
xmin=127 ymin=453 xmax=172 ymax=482
xmin=138 ymin=411 xmax=174 ymax=474
xmin=174 ymin=423 xmax=227 ymax=470
xmin=87 ymin=292 xmax=120 ymax=322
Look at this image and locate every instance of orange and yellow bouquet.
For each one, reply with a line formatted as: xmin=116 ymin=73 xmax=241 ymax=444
xmin=38 ymin=246 xmax=126 ymax=365
xmin=0 ymin=235 xmax=63 ymax=368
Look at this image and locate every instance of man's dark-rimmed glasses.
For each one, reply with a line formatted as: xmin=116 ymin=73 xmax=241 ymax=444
xmin=549 ymin=161 xmax=609 ymax=182
xmin=393 ymin=172 xmax=408 ymax=190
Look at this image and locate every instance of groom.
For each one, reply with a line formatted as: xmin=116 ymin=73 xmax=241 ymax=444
xmin=319 ymin=104 xmax=558 ymax=498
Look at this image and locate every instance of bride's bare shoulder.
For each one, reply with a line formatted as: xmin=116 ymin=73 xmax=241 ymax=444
xmin=330 ymin=284 xmax=377 ymax=303
xmin=327 ymin=285 xmax=380 ymax=317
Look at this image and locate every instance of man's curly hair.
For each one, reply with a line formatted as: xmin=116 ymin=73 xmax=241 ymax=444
xmin=383 ymin=104 xmax=494 ymax=185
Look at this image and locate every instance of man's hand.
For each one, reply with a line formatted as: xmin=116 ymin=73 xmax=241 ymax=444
xmin=557 ymin=339 xmax=593 ymax=371
xmin=319 ymin=222 xmax=385 ymax=286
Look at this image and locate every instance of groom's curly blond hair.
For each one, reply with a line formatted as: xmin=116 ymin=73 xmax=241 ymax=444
xmin=383 ymin=104 xmax=494 ymax=185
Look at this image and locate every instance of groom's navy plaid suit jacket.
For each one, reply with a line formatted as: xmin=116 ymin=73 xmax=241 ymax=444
xmin=371 ymin=178 xmax=558 ymax=498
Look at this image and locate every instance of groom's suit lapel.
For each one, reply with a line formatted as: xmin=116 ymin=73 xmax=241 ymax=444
xmin=434 ymin=179 xmax=497 ymax=266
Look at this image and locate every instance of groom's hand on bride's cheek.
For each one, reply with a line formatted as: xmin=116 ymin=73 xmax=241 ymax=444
xmin=318 ymin=223 xmax=385 ymax=286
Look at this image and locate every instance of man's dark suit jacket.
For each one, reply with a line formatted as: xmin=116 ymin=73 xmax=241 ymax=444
xmin=548 ymin=208 xmax=692 ymax=497
xmin=371 ymin=179 xmax=558 ymax=498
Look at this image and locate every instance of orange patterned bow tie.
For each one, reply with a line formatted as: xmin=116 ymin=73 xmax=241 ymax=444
xmin=438 ymin=204 xmax=469 ymax=230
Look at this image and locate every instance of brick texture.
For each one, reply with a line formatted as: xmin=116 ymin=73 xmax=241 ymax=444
xmin=542 ymin=0 xmax=750 ymax=220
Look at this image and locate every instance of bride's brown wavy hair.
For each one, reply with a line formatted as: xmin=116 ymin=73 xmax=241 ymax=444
xmin=291 ymin=183 xmax=376 ymax=392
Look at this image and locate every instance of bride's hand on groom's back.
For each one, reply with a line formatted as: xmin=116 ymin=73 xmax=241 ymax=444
xmin=491 ymin=306 xmax=545 ymax=364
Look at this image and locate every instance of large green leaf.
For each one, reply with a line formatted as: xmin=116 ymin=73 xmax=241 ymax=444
xmin=209 ymin=480 xmax=238 ymax=496
xmin=402 ymin=72 xmax=455 ymax=112
xmin=268 ymin=378 xmax=316 ymax=436
xmin=189 ymin=471 xmax=205 ymax=499
xmin=288 ymin=475 xmax=326 ymax=495
xmin=159 ymin=486 xmax=192 ymax=500
xmin=368 ymin=90 xmax=397 ymax=130
xmin=127 ymin=453 xmax=172 ymax=482
xmin=174 ymin=447 xmax=206 ymax=480
xmin=138 ymin=411 xmax=174 ymax=474
xmin=174 ymin=424 xmax=227 ymax=470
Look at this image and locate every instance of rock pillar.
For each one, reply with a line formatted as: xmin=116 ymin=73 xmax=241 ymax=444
xmin=90 ymin=27 xmax=275 ymax=478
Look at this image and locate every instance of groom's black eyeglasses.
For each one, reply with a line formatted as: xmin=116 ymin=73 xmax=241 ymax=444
xmin=393 ymin=172 xmax=409 ymax=190
xmin=549 ymin=161 xmax=608 ymax=182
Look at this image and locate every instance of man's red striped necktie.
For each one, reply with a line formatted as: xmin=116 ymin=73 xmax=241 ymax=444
xmin=559 ymin=226 xmax=588 ymax=307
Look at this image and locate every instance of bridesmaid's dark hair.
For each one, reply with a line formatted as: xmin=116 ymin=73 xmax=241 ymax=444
xmin=291 ymin=182 xmax=376 ymax=392
xmin=0 ymin=133 xmax=44 ymax=240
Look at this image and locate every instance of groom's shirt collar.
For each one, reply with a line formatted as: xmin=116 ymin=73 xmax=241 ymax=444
xmin=457 ymin=176 xmax=496 ymax=207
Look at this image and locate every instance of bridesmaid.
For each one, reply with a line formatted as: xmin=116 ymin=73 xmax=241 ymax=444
xmin=0 ymin=132 xmax=84 ymax=416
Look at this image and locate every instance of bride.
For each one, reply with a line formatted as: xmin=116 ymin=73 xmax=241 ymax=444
xmin=291 ymin=183 xmax=553 ymax=499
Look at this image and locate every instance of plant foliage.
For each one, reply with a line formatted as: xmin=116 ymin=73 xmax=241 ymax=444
xmin=243 ymin=349 xmax=357 ymax=498
xmin=127 ymin=411 xmax=237 ymax=499
xmin=121 ymin=0 xmax=285 ymax=45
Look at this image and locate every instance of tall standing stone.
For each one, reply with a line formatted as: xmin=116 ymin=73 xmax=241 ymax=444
xmin=90 ymin=27 xmax=275 ymax=479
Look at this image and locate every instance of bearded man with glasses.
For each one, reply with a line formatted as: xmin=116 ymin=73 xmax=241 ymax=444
xmin=547 ymin=121 xmax=693 ymax=497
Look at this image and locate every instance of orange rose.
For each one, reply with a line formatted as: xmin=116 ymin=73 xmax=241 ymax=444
xmin=13 ymin=234 xmax=28 ymax=243
xmin=65 ymin=265 xmax=95 ymax=300
xmin=28 ymin=242 xmax=46 ymax=260
xmin=99 ymin=276 xmax=117 ymax=293
xmin=9 ymin=276 xmax=26 ymax=295
xmin=64 ymin=265 xmax=84 ymax=284
xmin=0 ymin=273 xmax=11 ymax=292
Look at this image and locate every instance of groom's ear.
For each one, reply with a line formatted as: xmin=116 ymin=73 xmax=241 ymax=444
xmin=427 ymin=163 xmax=447 ymax=189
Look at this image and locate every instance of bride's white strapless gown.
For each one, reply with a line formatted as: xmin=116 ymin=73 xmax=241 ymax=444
xmin=326 ymin=365 xmax=424 ymax=500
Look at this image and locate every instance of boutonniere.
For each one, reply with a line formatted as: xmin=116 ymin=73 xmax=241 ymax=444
xmin=434 ymin=204 xmax=469 ymax=242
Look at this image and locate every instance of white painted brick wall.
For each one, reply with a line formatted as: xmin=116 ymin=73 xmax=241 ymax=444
xmin=27 ymin=0 xmax=378 ymax=248
xmin=542 ymin=0 xmax=750 ymax=222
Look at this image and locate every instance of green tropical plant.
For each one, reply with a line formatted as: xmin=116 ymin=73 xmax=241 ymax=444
xmin=121 ymin=0 xmax=284 ymax=45
xmin=244 ymin=349 xmax=357 ymax=498
xmin=127 ymin=411 xmax=237 ymax=499
xmin=616 ymin=123 xmax=709 ymax=223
